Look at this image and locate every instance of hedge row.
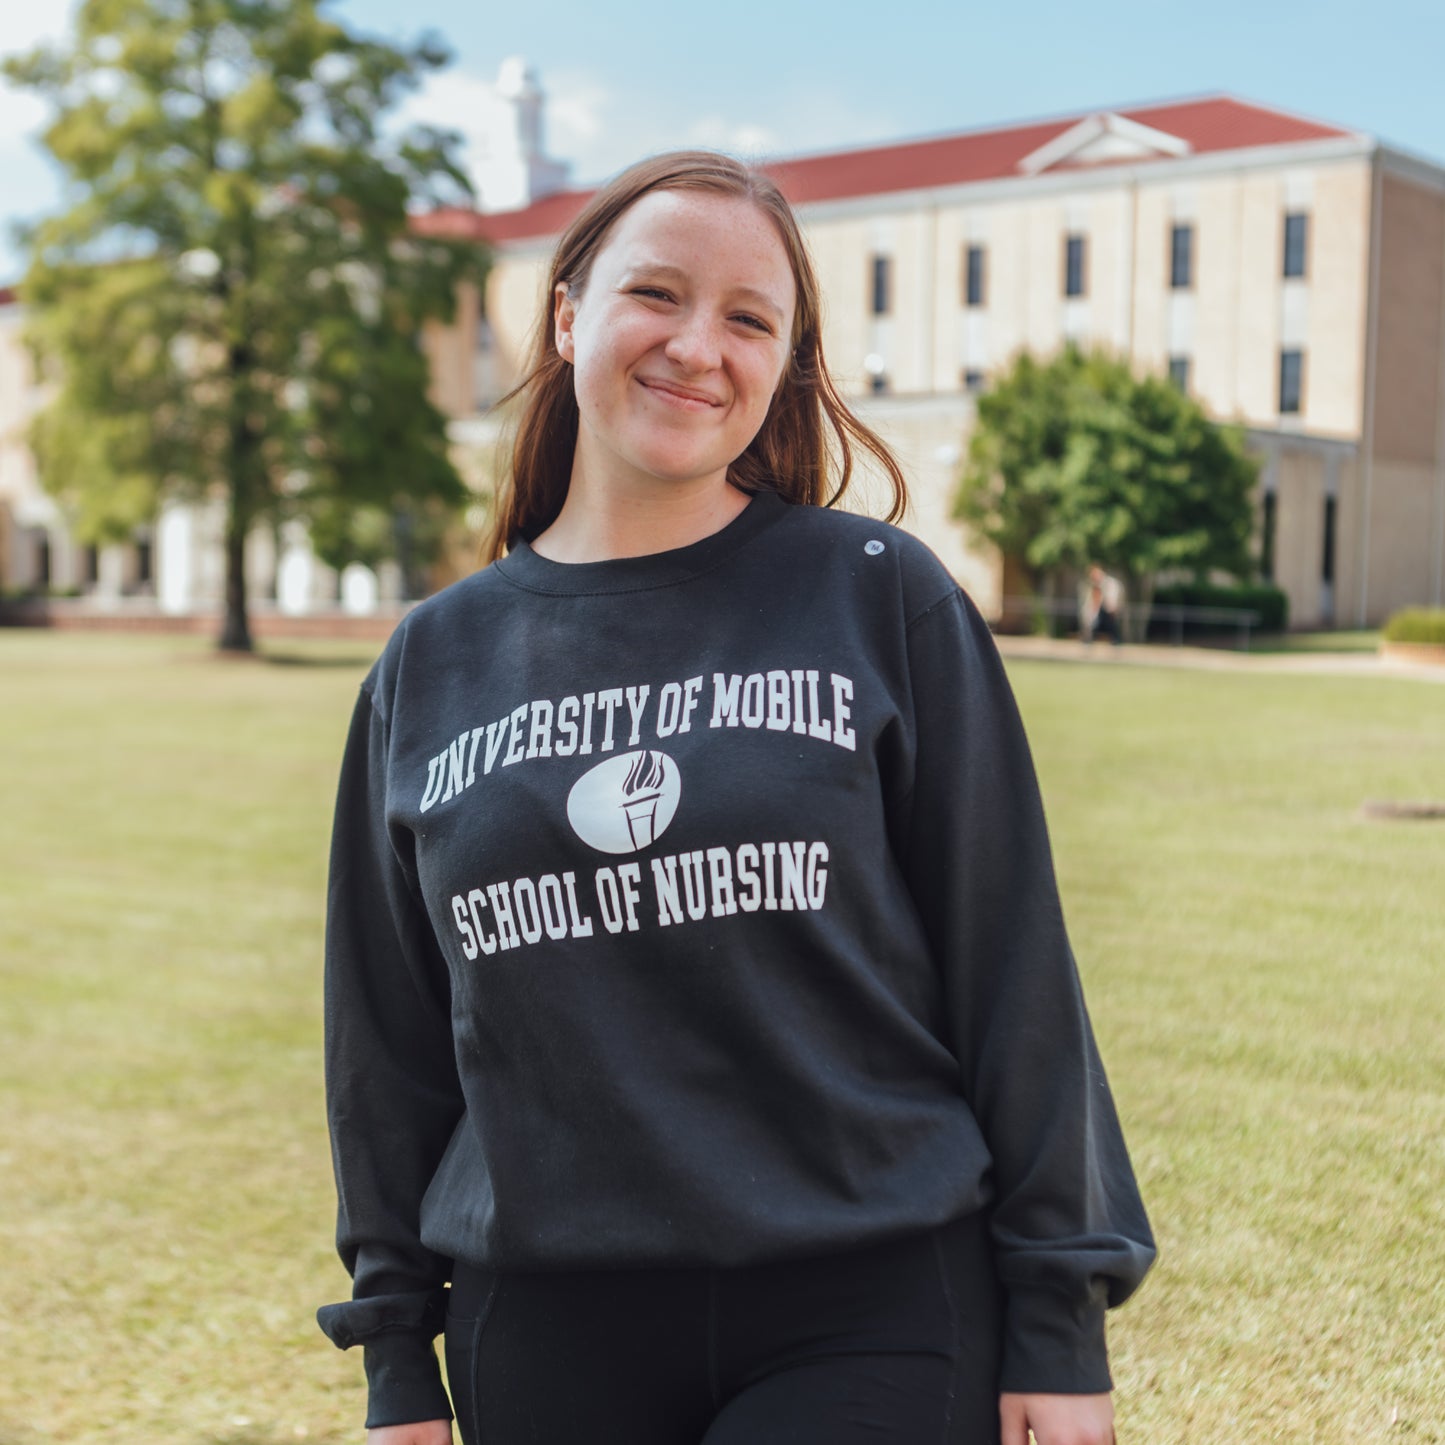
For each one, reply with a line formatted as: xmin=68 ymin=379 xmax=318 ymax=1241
xmin=1383 ymin=608 xmax=1445 ymax=644
xmin=1149 ymin=582 xmax=1290 ymax=634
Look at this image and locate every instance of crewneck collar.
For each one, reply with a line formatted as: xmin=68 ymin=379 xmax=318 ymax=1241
xmin=495 ymin=489 xmax=789 ymax=597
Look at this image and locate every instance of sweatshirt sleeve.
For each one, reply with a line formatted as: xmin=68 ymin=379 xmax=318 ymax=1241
xmin=316 ymin=683 xmax=465 ymax=1429
xmin=896 ymin=588 xmax=1154 ymax=1394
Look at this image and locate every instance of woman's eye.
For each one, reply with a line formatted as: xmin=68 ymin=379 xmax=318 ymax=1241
xmin=733 ymin=314 xmax=772 ymax=334
xmin=632 ymin=286 xmax=672 ymax=302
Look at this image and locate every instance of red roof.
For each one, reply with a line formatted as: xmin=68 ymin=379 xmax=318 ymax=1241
xmin=0 ymin=285 xmax=17 ymax=306
xmin=412 ymin=187 xmax=597 ymax=245
xmin=443 ymin=94 xmax=1355 ymax=246
xmin=771 ymin=96 xmax=1349 ymax=202
xmin=1127 ymin=96 xmax=1349 ymax=154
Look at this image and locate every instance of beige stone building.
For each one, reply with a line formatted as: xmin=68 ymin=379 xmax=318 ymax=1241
xmin=424 ymin=92 xmax=1445 ymax=629
xmin=4 ymin=84 xmax=1444 ymax=629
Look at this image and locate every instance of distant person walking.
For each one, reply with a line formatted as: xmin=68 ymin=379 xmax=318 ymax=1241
xmin=1081 ymin=564 xmax=1125 ymax=645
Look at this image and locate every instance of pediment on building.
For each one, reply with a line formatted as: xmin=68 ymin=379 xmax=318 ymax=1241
xmin=1018 ymin=112 xmax=1193 ymax=174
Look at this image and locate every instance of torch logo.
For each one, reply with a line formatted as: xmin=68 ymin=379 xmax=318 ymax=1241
xmin=566 ymin=749 xmax=681 ymax=855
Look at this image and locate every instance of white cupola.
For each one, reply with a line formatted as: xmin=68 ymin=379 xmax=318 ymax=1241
xmin=471 ymin=58 xmax=572 ymax=212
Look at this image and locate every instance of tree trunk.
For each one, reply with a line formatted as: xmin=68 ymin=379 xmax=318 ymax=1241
xmin=218 ymin=502 xmax=252 ymax=652
xmin=1124 ymin=570 xmax=1156 ymax=644
xmin=220 ymin=332 xmax=258 ymax=653
xmin=1040 ymin=569 xmax=1060 ymax=638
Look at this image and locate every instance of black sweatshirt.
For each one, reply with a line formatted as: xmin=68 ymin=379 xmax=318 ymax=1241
xmin=318 ymin=491 xmax=1154 ymax=1427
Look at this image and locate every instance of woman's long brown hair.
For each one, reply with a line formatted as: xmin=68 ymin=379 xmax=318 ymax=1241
xmin=481 ymin=151 xmax=908 ymax=562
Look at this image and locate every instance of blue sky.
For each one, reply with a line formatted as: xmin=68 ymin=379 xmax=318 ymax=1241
xmin=3 ymin=0 xmax=1443 ymax=282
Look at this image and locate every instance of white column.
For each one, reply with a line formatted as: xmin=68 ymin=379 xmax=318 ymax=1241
xmin=157 ymin=501 xmax=195 ymax=614
xmin=277 ymin=520 xmax=316 ymax=615
xmin=95 ymin=543 xmax=127 ymax=607
xmin=341 ymin=563 xmax=379 ymax=615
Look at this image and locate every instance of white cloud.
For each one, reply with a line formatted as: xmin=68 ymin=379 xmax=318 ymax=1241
xmin=0 ymin=150 xmax=63 ymax=281
xmin=0 ymin=75 xmax=64 ymax=281
xmin=400 ymin=63 xmax=626 ymax=194
xmin=0 ymin=5 xmax=73 ymax=60
xmin=766 ymin=89 xmax=902 ymax=158
xmin=394 ymin=67 xmax=509 ymax=167
xmin=523 ymin=67 xmax=640 ymax=182
xmin=541 ymin=69 xmax=901 ymax=180
xmin=0 ymin=0 xmax=73 ymax=272
xmin=546 ymin=76 xmax=608 ymax=149
xmin=682 ymin=116 xmax=781 ymax=159
xmin=536 ymin=73 xmax=789 ymax=183
xmin=0 ymin=81 xmax=47 ymax=144
xmin=394 ymin=57 xmax=904 ymax=203
xmin=0 ymin=0 xmax=68 ymax=153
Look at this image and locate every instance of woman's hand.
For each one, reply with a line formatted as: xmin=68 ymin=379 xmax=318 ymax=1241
xmin=367 ymin=1422 xmax=452 ymax=1445
xmin=1000 ymin=1392 xmax=1115 ymax=1445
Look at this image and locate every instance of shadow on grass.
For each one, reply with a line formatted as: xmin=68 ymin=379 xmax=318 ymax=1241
xmin=258 ymin=651 xmax=378 ymax=668
xmin=204 ymin=1433 xmax=347 ymax=1445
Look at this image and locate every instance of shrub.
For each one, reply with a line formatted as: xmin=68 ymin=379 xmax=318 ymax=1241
xmin=1150 ymin=582 xmax=1289 ymax=635
xmin=1382 ymin=608 xmax=1445 ymax=644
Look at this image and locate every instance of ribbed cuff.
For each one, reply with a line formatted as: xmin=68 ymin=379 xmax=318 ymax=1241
xmin=362 ymin=1332 xmax=454 ymax=1430
xmin=1000 ymin=1285 xmax=1113 ymax=1395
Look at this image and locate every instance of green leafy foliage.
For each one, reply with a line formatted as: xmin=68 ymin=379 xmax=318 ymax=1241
xmin=4 ymin=0 xmax=487 ymax=648
xmin=1382 ymin=607 xmax=1445 ymax=644
xmin=1151 ymin=582 xmax=1290 ymax=634
xmin=955 ymin=347 xmax=1261 ymax=611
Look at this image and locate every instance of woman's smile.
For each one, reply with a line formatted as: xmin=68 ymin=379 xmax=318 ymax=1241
xmin=636 ymin=376 xmax=725 ymax=410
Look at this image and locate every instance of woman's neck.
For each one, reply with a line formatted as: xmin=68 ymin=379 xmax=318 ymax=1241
xmin=530 ymin=476 xmax=751 ymax=564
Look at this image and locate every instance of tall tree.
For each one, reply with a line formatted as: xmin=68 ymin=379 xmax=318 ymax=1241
xmin=956 ymin=346 xmax=1259 ymax=628
xmin=5 ymin=0 xmax=485 ymax=650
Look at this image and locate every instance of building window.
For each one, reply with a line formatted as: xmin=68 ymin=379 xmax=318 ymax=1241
xmin=1260 ymin=491 xmax=1277 ymax=582
xmin=84 ymin=544 xmax=100 ymax=585
xmin=136 ymin=537 xmax=153 ymax=586
xmin=962 ymin=368 xmax=986 ymax=394
xmin=37 ymin=534 xmax=51 ymax=589
xmin=963 ymin=245 xmax=986 ymax=307
xmin=1322 ymin=495 xmax=1337 ymax=583
xmin=870 ymin=254 xmax=891 ymax=315
xmin=1168 ymin=355 xmax=1191 ymax=392
xmin=1283 ymin=212 xmax=1309 ymax=279
xmin=1170 ymin=224 xmax=1193 ymax=289
xmin=1279 ymin=348 xmax=1304 ymax=414
xmin=1064 ymin=234 xmax=1087 ymax=297
xmin=869 ymin=371 xmax=890 ymax=395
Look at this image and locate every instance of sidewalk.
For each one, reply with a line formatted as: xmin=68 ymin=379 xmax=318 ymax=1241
xmin=991 ymin=634 xmax=1445 ymax=683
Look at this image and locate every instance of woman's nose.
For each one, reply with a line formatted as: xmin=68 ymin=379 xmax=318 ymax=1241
xmin=664 ymin=310 xmax=722 ymax=371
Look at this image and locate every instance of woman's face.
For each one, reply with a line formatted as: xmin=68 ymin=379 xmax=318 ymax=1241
xmin=554 ymin=189 xmax=797 ymax=498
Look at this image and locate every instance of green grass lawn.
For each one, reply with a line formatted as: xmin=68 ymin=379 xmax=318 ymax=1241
xmin=1 ymin=630 xmax=1441 ymax=1444
xmin=1249 ymin=628 xmax=1383 ymax=654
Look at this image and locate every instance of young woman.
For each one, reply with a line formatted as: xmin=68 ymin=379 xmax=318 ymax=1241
xmin=318 ymin=152 xmax=1153 ymax=1445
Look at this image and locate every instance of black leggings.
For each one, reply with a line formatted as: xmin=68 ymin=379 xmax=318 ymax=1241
xmin=444 ymin=1212 xmax=1002 ymax=1445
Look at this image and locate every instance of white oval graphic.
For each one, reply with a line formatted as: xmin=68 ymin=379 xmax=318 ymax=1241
xmin=566 ymin=749 xmax=681 ymax=855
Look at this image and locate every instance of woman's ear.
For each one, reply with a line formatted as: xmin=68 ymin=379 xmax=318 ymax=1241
xmin=554 ymin=283 xmax=576 ymax=363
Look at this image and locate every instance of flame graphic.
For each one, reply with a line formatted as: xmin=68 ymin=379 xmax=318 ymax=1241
xmin=623 ymin=750 xmax=665 ymax=800
xmin=620 ymin=751 xmax=667 ymax=849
